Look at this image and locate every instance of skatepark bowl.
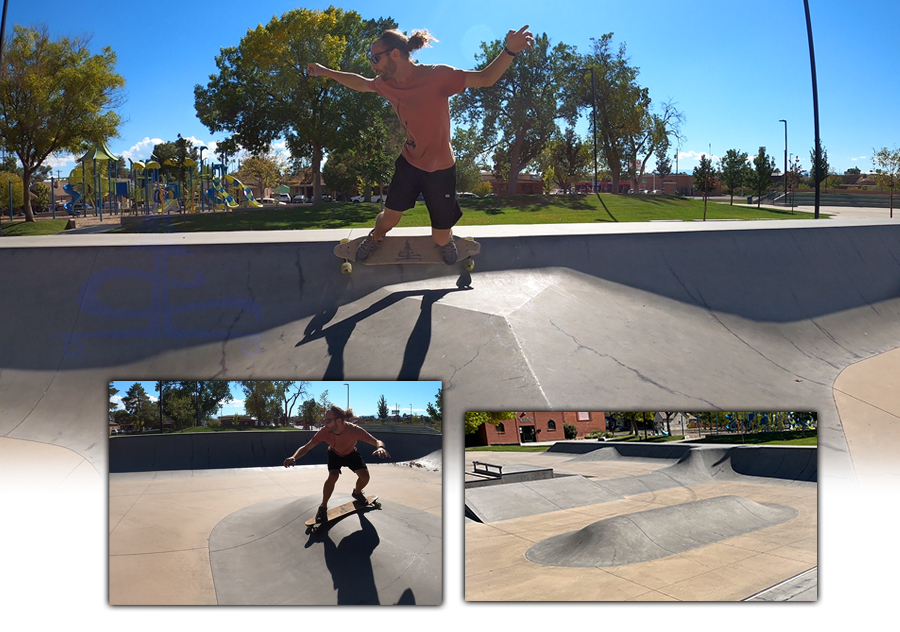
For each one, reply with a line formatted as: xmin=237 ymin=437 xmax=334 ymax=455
xmin=0 ymin=219 xmax=898 ymax=605
xmin=464 ymin=443 xmax=817 ymax=601
xmin=108 ymin=447 xmax=442 ymax=605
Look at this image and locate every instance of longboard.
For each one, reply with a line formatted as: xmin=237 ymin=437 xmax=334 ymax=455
xmin=305 ymin=494 xmax=381 ymax=534
xmin=334 ymin=235 xmax=480 ymax=275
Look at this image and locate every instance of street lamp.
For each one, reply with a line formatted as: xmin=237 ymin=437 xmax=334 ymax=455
xmin=580 ymin=67 xmax=598 ymax=194
xmin=779 ymin=119 xmax=788 ymax=203
xmin=199 ymin=146 xmax=206 ymax=213
xmin=343 ymin=383 xmax=349 ymax=410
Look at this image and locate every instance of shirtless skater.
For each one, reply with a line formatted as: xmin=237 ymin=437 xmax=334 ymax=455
xmin=284 ymin=405 xmax=391 ymax=524
xmin=307 ymin=25 xmax=534 ymax=264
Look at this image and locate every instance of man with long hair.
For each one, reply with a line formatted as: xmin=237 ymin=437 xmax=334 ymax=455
xmin=284 ymin=405 xmax=390 ymax=524
xmin=307 ymin=25 xmax=534 ymax=264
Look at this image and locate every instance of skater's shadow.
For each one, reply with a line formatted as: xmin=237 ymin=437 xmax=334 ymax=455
xmin=296 ymin=287 xmax=469 ymax=379
xmin=314 ymin=511 xmax=394 ymax=605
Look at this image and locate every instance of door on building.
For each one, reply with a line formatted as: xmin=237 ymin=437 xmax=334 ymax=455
xmin=519 ymin=425 xmax=536 ymax=443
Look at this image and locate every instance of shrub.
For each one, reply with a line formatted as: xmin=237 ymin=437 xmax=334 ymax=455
xmin=563 ymin=423 xmax=577 ymax=439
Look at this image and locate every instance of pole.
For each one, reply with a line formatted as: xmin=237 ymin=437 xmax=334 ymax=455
xmin=589 ymin=67 xmax=597 ymax=194
xmin=343 ymin=383 xmax=349 ymax=410
xmin=779 ymin=119 xmax=788 ymax=203
xmin=803 ymin=0 xmax=821 ymax=219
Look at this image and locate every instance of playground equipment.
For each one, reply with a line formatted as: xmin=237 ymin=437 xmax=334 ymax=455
xmin=224 ymin=175 xmax=263 ymax=207
xmin=63 ymin=183 xmax=83 ymax=216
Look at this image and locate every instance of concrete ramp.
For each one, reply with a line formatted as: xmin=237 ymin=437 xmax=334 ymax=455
xmin=524 ymin=495 xmax=799 ymax=567
xmin=208 ymin=494 xmax=441 ymax=605
xmin=466 ymin=445 xmax=816 ymax=522
xmin=2 ymin=221 xmax=899 ymax=482
xmin=465 ymin=476 xmax=622 ymax=523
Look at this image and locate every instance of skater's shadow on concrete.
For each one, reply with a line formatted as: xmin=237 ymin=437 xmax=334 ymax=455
xmin=296 ymin=287 xmax=469 ymax=380
xmin=311 ymin=511 xmax=410 ymax=605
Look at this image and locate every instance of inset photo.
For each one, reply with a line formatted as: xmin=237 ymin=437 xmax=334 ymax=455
xmin=465 ymin=411 xmax=817 ymax=602
xmin=109 ymin=380 xmax=442 ymax=605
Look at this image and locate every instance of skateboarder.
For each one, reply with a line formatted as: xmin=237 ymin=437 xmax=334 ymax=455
xmin=283 ymin=405 xmax=391 ymax=524
xmin=307 ymin=24 xmax=534 ymax=264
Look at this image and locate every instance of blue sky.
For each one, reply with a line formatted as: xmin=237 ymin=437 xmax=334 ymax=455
xmin=10 ymin=1 xmax=899 ymax=178
xmin=110 ymin=380 xmax=442 ymax=418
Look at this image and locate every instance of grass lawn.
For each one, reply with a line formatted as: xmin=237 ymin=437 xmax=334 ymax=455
xmin=1 ymin=219 xmax=70 ymax=236
xmin=108 ymin=194 xmax=821 ymax=234
xmin=465 ymin=445 xmax=551 ymax=452
xmin=687 ymin=429 xmax=817 ymax=446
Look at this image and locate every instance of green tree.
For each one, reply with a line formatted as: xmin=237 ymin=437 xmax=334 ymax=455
xmin=274 ymin=381 xmax=308 ymax=425
xmin=178 ymin=381 xmax=233 ymax=429
xmin=464 ymin=411 xmax=515 ymax=435
xmin=194 ymin=7 xmax=395 ymax=203
xmin=453 ymin=32 xmax=579 ymax=196
xmin=544 ymin=127 xmax=592 ymax=191
xmin=751 ymin=146 xmax=776 ymax=208
xmin=121 ymin=383 xmax=155 ymax=432
xmin=579 ymin=34 xmax=647 ymax=194
xmin=692 ymin=154 xmax=718 ymax=220
xmin=0 ymin=172 xmax=24 ymax=211
xmin=0 ymin=26 xmax=124 ymax=222
xmin=622 ymin=98 xmax=684 ymax=194
xmin=452 ymin=125 xmax=490 ymax=194
xmin=300 ymin=398 xmax=319 ymax=426
xmin=809 ymin=143 xmax=830 ymax=187
xmin=376 ymin=395 xmax=390 ymax=420
xmin=719 ymin=149 xmax=749 ymax=205
xmin=241 ymin=381 xmax=280 ymax=426
xmin=872 ymin=146 xmax=900 ymax=216
xmin=236 ymin=152 xmax=285 ymax=198
xmin=109 ymin=382 xmax=119 ymax=423
xmin=425 ymin=387 xmax=442 ymax=423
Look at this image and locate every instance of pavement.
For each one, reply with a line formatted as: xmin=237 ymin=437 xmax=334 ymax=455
xmin=109 ymin=459 xmax=442 ymax=605
xmin=1 ymin=216 xmax=899 ymax=610
xmin=464 ymin=444 xmax=816 ymax=601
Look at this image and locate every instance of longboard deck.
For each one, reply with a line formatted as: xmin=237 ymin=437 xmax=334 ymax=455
xmin=334 ymin=235 xmax=480 ymax=271
xmin=305 ymin=494 xmax=380 ymax=533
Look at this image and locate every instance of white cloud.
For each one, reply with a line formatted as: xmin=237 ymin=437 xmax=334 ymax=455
xmin=119 ymin=136 xmax=164 ymax=163
xmin=850 ymin=156 xmax=867 ymax=162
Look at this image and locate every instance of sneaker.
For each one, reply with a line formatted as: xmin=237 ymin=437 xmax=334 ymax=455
xmin=438 ymin=238 xmax=458 ymax=265
xmin=315 ymin=505 xmax=328 ymax=523
xmin=356 ymin=231 xmax=381 ymax=263
xmin=352 ymin=490 xmax=366 ymax=503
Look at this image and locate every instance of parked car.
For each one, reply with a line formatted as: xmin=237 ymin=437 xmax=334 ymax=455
xmin=276 ymin=193 xmax=292 ymax=204
xmin=457 ymin=191 xmax=478 ymax=198
xmin=292 ymin=194 xmax=307 ymax=204
xmin=260 ymin=197 xmax=280 ymax=205
xmin=351 ymin=194 xmax=385 ymax=203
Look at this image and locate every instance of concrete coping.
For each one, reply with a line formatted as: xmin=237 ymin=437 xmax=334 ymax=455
xmin=2 ymin=217 xmax=897 ymax=249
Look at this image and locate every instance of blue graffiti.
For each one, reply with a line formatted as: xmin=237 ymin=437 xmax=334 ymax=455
xmin=56 ymin=245 xmax=264 ymax=358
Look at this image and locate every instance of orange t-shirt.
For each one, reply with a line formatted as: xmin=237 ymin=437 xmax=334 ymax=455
xmin=310 ymin=421 xmax=377 ymax=456
xmin=372 ymin=64 xmax=467 ymax=172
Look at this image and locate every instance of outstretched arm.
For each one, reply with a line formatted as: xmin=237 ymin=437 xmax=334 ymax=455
xmin=307 ymin=63 xmax=377 ymax=92
xmin=284 ymin=439 xmax=316 ymax=467
xmin=464 ymin=25 xmax=534 ymax=89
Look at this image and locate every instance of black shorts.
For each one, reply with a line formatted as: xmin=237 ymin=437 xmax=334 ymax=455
xmin=327 ymin=449 xmax=367 ymax=473
xmin=384 ymin=155 xmax=463 ymax=230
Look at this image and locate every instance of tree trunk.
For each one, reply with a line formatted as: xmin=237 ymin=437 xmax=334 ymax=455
xmin=22 ymin=166 xmax=35 ymax=222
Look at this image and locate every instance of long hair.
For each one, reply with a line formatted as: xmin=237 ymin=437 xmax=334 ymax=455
xmin=378 ymin=29 xmax=437 ymax=58
xmin=328 ymin=404 xmax=355 ymax=422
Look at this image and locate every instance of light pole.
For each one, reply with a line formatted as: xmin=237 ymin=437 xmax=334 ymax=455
xmin=343 ymin=383 xmax=349 ymax=410
xmin=779 ymin=119 xmax=788 ymax=204
xmin=199 ymin=146 xmax=206 ymax=213
xmin=803 ymin=0 xmax=821 ymax=219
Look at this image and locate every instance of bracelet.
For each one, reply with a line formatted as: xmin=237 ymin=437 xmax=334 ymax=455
xmin=503 ymin=45 xmax=518 ymax=57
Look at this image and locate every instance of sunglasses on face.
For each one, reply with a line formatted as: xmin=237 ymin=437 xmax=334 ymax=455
xmin=368 ymin=47 xmax=395 ymax=64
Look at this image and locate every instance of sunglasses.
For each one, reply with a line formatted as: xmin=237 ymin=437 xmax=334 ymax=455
xmin=368 ymin=47 xmax=395 ymax=64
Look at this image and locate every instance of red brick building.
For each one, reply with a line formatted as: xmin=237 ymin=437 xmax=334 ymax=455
xmin=476 ymin=411 xmax=606 ymax=445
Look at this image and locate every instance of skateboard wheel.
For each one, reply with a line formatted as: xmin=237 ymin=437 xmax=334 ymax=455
xmin=465 ymin=236 xmax=474 ymax=241
xmin=374 ymin=502 xmax=381 ymax=508
xmin=341 ymin=262 xmax=352 ymax=275
xmin=340 ymin=238 xmax=349 ymax=244
xmin=465 ymin=259 xmax=475 ymax=271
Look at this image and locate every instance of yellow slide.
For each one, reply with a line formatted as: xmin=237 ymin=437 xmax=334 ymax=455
xmin=225 ymin=175 xmax=263 ymax=207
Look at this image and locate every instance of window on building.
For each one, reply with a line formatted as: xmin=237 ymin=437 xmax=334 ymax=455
xmin=547 ymin=420 xmax=556 ymax=430
xmin=497 ymin=423 xmax=505 ymax=433
xmin=577 ymin=412 xmax=590 ymax=421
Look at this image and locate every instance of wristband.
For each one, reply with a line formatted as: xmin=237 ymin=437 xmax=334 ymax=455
xmin=503 ymin=45 xmax=518 ymax=57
